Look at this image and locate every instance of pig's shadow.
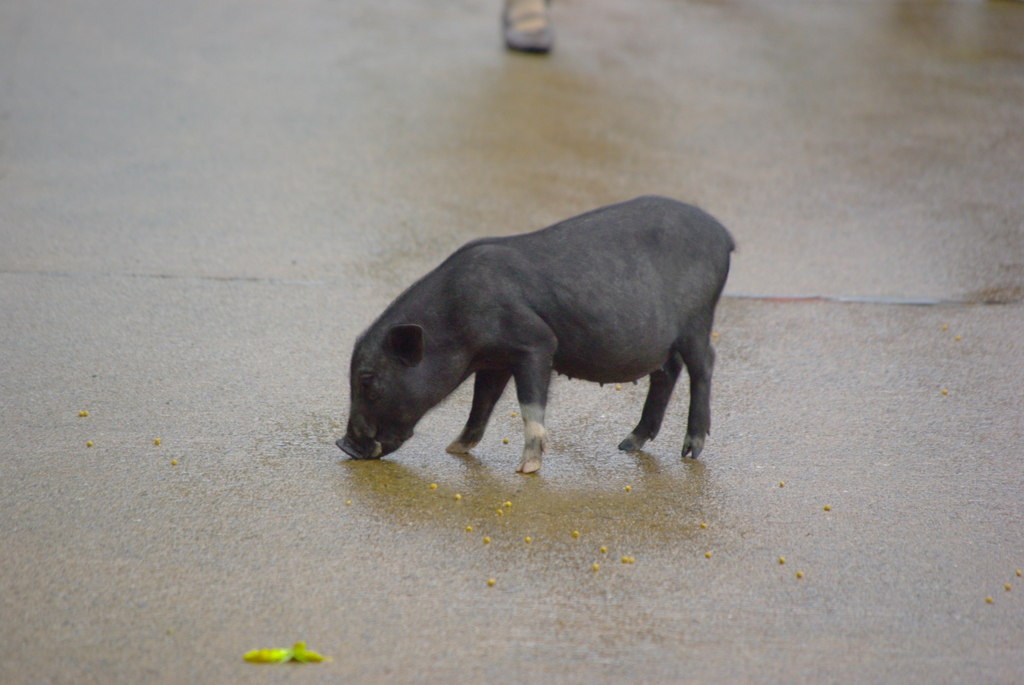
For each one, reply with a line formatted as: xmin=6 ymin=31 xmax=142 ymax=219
xmin=335 ymin=447 xmax=714 ymax=547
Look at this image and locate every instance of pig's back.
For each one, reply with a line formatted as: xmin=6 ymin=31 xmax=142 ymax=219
xmin=477 ymin=196 xmax=734 ymax=381
xmin=513 ymin=195 xmax=732 ymax=266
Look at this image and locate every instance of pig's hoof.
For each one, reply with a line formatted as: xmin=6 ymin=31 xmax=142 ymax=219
xmin=618 ymin=433 xmax=647 ymax=452
xmin=445 ymin=439 xmax=477 ymax=454
xmin=517 ymin=458 xmax=542 ymax=474
xmin=682 ymin=434 xmax=704 ymax=459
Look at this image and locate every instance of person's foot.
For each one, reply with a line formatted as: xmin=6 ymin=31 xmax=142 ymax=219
xmin=503 ymin=0 xmax=553 ymax=54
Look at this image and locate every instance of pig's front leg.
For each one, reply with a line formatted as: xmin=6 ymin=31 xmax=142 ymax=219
xmin=512 ymin=350 xmax=554 ymax=474
xmin=446 ymin=369 xmax=512 ymax=454
xmin=516 ymin=402 xmax=548 ymax=473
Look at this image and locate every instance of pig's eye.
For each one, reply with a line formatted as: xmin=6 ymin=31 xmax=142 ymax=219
xmin=359 ymin=372 xmax=378 ymax=399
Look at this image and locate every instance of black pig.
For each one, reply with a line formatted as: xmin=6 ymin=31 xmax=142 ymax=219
xmin=337 ymin=196 xmax=734 ymax=473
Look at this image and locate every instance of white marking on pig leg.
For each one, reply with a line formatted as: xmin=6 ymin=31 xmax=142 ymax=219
xmin=445 ymin=438 xmax=478 ymax=454
xmin=516 ymin=403 xmax=547 ymax=474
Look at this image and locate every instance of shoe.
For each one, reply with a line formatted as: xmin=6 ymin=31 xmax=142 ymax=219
xmin=503 ymin=0 xmax=553 ymax=54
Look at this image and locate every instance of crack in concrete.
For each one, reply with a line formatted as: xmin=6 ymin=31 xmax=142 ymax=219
xmin=1 ymin=269 xmax=1019 ymax=305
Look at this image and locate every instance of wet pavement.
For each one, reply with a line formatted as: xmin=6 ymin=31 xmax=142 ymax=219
xmin=1 ymin=0 xmax=1023 ymax=682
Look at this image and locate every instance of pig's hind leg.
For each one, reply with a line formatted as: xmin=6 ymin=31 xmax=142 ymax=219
xmin=618 ymin=352 xmax=684 ymax=452
xmin=680 ymin=339 xmax=716 ymax=459
xmin=446 ymin=369 xmax=512 ymax=454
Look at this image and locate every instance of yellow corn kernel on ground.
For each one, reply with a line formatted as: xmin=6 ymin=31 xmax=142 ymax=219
xmin=86 ymin=441 xmax=93 ymax=447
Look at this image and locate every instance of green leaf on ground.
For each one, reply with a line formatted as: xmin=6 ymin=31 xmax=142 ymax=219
xmin=244 ymin=642 xmax=330 ymax=664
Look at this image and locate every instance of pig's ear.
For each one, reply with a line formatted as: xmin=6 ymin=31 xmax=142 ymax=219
xmin=384 ymin=324 xmax=424 ymax=367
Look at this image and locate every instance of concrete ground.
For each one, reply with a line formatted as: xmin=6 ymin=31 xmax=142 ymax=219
xmin=1 ymin=0 xmax=1022 ymax=682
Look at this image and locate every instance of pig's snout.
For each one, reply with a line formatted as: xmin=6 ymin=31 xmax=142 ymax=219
xmin=337 ymin=435 xmax=383 ymax=460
